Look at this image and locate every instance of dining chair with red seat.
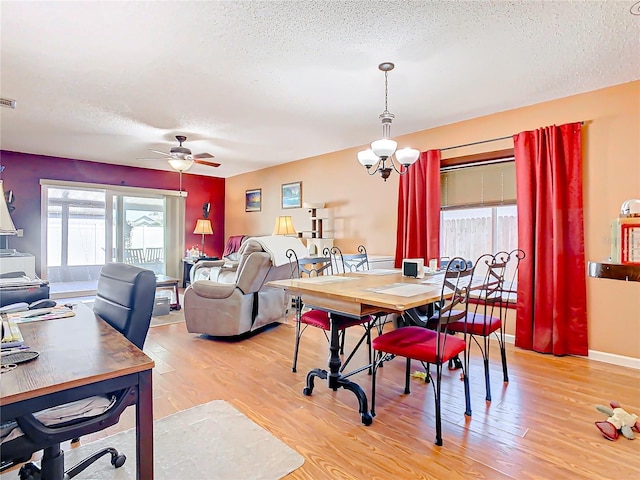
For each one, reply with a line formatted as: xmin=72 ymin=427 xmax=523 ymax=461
xmin=370 ymin=257 xmax=474 ymax=446
xmin=445 ymin=249 xmax=525 ymax=402
xmin=286 ymin=248 xmax=374 ymax=374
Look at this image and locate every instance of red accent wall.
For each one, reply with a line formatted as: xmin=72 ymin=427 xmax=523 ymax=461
xmin=1 ymin=151 xmax=225 ymax=275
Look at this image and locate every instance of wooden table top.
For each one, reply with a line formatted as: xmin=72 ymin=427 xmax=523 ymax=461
xmin=0 ymin=303 xmax=155 ymax=406
xmin=269 ymin=270 xmax=446 ymax=317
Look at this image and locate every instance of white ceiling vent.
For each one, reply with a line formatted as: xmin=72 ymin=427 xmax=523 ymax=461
xmin=0 ymin=98 xmax=17 ymax=109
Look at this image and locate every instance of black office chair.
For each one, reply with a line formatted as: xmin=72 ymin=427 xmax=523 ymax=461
xmin=0 ymin=263 xmax=156 ymax=480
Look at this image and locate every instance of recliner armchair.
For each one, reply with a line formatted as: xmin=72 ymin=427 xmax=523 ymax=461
xmin=184 ymin=237 xmax=295 ymax=337
xmin=0 ymin=262 xmax=156 ymax=479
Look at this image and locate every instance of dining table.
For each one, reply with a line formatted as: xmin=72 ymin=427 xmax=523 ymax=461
xmin=268 ymin=269 xmax=448 ymax=425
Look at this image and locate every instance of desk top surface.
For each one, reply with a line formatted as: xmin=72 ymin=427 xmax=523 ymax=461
xmin=0 ymin=303 xmax=154 ymax=405
xmin=269 ymin=270 xmax=447 ymax=315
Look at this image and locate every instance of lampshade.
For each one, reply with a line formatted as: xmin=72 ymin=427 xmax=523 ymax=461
xmin=395 ymin=147 xmax=420 ymax=166
xmin=273 ymin=216 xmax=297 ymax=236
xmin=371 ymin=138 xmax=397 ymax=158
xmin=0 ymin=180 xmax=17 ymax=235
xmin=357 ymin=149 xmax=378 ymax=168
xmin=168 ymin=158 xmax=194 ymax=172
xmin=193 ymin=219 xmax=213 ymax=235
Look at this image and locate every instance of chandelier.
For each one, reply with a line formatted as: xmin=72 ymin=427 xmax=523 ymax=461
xmin=357 ymin=62 xmax=419 ymax=181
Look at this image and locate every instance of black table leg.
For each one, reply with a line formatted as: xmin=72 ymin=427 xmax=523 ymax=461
xmin=302 ymin=314 xmax=373 ymax=426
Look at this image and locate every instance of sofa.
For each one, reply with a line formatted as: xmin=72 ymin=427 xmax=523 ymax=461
xmin=184 ymin=236 xmax=307 ymax=337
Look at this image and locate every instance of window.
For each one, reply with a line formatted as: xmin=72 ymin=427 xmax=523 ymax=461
xmin=439 ymin=155 xmax=518 ymax=279
xmin=440 ymin=205 xmax=517 ymax=264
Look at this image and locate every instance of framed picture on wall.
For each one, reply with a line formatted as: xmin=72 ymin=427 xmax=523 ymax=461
xmin=281 ymin=181 xmax=302 ymax=209
xmin=245 ymin=188 xmax=262 ymax=212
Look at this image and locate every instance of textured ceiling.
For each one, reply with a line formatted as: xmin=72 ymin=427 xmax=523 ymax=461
xmin=1 ymin=1 xmax=639 ymax=178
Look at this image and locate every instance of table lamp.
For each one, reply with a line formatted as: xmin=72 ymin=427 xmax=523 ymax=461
xmin=273 ymin=216 xmax=297 ymax=236
xmin=193 ymin=219 xmax=213 ymax=256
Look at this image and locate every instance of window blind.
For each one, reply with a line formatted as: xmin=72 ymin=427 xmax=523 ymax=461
xmin=440 ymin=160 xmax=516 ymax=208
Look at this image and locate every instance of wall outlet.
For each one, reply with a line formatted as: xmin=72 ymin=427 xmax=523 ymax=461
xmin=16 ymin=229 xmax=24 ymax=237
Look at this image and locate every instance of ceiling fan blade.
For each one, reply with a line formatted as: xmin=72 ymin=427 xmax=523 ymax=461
xmin=136 ymin=157 xmax=166 ymax=161
xmin=193 ymin=152 xmax=214 ymax=159
xmin=194 ymin=159 xmax=221 ymax=168
xmin=150 ymin=149 xmax=171 ymax=157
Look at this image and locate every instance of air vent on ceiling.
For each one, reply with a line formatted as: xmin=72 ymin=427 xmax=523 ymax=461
xmin=0 ymin=98 xmax=17 ymax=109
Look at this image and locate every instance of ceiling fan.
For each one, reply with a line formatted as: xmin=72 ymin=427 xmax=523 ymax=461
xmin=147 ymin=135 xmax=220 ymax=171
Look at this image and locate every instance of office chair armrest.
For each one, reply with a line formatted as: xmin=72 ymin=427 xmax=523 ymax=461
xmin=191 ymin=281 xmax=237 ymax=299
xmin=15 ymin=388 xmax=137 ymax=445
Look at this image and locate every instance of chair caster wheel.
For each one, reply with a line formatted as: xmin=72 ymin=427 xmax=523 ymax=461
xmin=111 ymin=453 xmax=126 ymax=468
xmin=302 ymin=387 xmax=312 ymax=396
xmin=361 ymin=413 xmax=373 ymax=426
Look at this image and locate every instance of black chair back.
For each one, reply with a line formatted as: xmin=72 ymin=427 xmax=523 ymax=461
xmin=93 ymin=263 xmax=156 ymax=349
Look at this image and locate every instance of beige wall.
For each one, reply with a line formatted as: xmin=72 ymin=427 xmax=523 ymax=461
xmin=226 ymin=81 xmax=640 ymax=359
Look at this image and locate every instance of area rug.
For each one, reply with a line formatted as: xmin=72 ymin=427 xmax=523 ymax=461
xmin=3 ymin=401 xmax=304 ymax=480
xmin=150 ymin=307 xmax=185 ymax=327
xmin=68 ymin=300 xmax=184 ymax=328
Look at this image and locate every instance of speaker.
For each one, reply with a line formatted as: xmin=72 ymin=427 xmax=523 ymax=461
xmin=402 ymin=258 xmax=424 ymax=278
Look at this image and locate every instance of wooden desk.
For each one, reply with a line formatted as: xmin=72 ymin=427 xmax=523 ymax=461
xmin=269 ymin=271 xmax=443 ymax=425
xmin=0 ymin=303 xmax=155 ymax=480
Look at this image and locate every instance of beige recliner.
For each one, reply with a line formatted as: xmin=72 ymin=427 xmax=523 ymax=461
xmin=184 ymin=237 xmax=300 ymax=337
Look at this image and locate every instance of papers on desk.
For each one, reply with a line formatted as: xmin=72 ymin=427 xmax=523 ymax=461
xmin=352 ymin=269 xmax=398 ymax=275
xmin=367 ymin=283 xmax=439 ymax=297
xmin=11 ymin=306 xmax=76 ymax=323
xmin=294 ymin=276 xmax=358 ymax=284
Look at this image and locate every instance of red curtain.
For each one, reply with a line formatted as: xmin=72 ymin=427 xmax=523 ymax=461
xmin=513 ymin=122 xmax=588 ymax=356
xmin=395 ymin=150 xmax=441 ymax=268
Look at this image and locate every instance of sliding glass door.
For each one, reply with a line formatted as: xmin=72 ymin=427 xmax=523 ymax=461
xmin=45 ymin=186 xmax=107 ymax=287
xmin=42 ymin=182 xmax=183 ymax=295
xmin=113 ymin=195 xmax=166 ymax=274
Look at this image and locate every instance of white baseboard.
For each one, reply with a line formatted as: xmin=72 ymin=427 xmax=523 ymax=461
xmin=587 ymin=350 xmax=640 ymax=370
xmin=503 ymin=332 xmax=639 ymax=370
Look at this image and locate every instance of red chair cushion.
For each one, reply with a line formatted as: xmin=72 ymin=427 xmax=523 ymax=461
xmin=300 ymin=309 xmax=371 ymax=330
xmin=372 ymin=326 xmax=466 ymax=364
xmin=447 ymin=312 xmax=501 ymax=336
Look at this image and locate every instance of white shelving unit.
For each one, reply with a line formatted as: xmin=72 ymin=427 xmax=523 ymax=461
xmin=299 ymin=202 xmax=333 ymax=255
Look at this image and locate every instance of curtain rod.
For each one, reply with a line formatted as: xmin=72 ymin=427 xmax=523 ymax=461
xmin=440 ymin=121 xmax=585 ymax=152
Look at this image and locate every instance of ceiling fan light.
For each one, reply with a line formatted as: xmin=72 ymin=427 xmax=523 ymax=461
xmin=371 ymin=139 xmax=397 ymax=158
xmin=357 ymin=149 xmax=378 ymax=167
xmin=168 ymin=158 xmax=194 ymax=172
xmin=395 ymin=147 xmax=420 ymax=166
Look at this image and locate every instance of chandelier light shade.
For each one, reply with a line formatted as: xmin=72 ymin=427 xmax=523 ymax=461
xmin=272 ymin=215 xmax=297 ymax=236
xmin=358 ymin=62 xmax=420 ymax=181
xmin=193 ymin=218 xmax=213 ymax=255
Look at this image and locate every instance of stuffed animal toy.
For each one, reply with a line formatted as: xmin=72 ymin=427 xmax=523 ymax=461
xmin=595 ymin=401 xmax=640 ymax=441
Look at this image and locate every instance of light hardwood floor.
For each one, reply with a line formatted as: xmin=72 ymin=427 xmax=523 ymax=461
xmin=74 ymin=313 xmax=639 ymax=479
